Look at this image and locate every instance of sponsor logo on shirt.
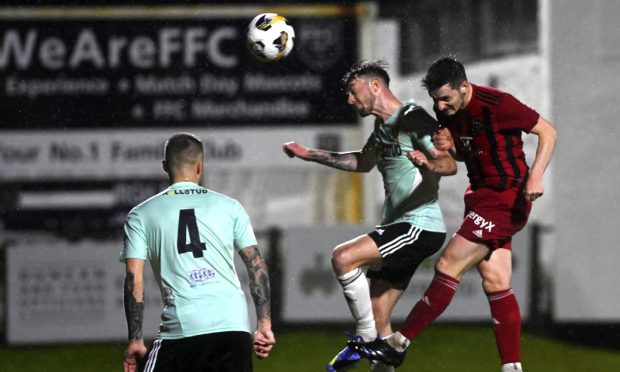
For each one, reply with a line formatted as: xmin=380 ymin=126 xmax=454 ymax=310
xmin=379 ymin=143 xmax=402 ymax=157
xmin=466 ymin=211 xmax=495 ymax=232
xmin=167 ymin=189 xmax=209 ymax=196
xmin=188 ymin=268 xmax=216 ymax=284
xmin=472 ymin=229 xmax=483 ymax=238
xmin=459 ymin=136 xmax=473 ymax=151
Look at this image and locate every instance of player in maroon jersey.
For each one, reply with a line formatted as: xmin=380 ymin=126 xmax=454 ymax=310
xmin=350 ymin=57 xmax=557 ymax=372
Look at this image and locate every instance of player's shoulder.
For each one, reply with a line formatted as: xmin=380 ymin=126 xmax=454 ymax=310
xmin=205 ymin=188 xmax=239 ymax=204
xmin=128 ymin=189 xmax=168 ymax=214
xmin=472 ymin=84 xmax=511 ymax=107
xmin=202 ymin=189 xmax=248 ymax=215
xmin=397 ymin=100 xmax=439 ymax=136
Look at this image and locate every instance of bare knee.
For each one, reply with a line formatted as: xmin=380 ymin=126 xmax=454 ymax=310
xmin=435 ymin=255 xmax=451 ymax=274
xmin=331 ymin=245 xmax=353 ymax=275
xmin=481 ymin=273 xmax=510 ymax=293
xmin=435 ymin=254 xmax=465 ymax=279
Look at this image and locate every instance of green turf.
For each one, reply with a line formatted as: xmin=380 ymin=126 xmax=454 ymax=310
xmin=1 ymin=325 xmax=619 ymax=372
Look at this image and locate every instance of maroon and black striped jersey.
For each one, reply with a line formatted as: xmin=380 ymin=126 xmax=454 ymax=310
xmin=435 ymin=84 xmax=539 ymax=190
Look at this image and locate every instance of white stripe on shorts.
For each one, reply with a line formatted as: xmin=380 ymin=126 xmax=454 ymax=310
xmin=379 ymin=225 xmax=422 ymax=258
xmin=143 ymin=338 xmax=162 ymax=372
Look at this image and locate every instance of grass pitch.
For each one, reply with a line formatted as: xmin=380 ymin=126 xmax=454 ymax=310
xmin=1 ymin=325 xmax=619 ymax=371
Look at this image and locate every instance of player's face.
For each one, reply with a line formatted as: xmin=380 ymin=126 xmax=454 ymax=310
xmin=430 ymin=83 xmax=466 ymax=116
xmin=346 ymin=78 xmax=375 ymax=117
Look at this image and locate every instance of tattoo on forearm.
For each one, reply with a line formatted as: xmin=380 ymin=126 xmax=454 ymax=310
xmin=307 ymin=149 xmax=358 ymax=171
xmin=124 ymin=272 xmax=144 ymax=341
xmin=240 ymin=246 xmax=271 ymax=320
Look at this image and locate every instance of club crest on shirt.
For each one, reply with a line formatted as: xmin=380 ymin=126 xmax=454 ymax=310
xmin=471 ymin=121 xmax=485 ymax=134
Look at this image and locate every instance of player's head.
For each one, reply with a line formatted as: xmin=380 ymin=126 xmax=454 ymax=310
xmin=163 ymin=133 xmax=204 ymax=184
xmin=341 ymin=59 xmax=391 ymax=117
xmin=422 ymin=56 xmax=471 ymax=116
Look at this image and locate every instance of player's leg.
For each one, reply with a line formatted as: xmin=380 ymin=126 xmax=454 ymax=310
xmin=369 ymin=279 xmax=403 ymax=372
xmin=351 ymin=234 xmax=489 ymax=366
xmin=370 ymin=278 xmax=403 ymax=337
xmin=398 ymin=233 xmax=488 ymax=340
xmin=327 ymin=234 xmax=382 ymax=372
xmin=478 ymin=248 xmax=523 ymax=371
xmin=353 ymin=226 xmax=446 ymax=369
xmin=331 ymin=234 xmax=382 ymax=341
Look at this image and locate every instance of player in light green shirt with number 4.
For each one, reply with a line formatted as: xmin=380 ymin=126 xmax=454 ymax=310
xmin=120 ymin=133 xmax=275 ymax=372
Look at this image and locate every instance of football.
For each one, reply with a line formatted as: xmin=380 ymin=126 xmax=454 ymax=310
xmin=247 ymin=13 xmax=295 ymax=62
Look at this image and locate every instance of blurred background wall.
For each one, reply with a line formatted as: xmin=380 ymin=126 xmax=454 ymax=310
xmin=0 ymin=0 xmax=618 ymax=345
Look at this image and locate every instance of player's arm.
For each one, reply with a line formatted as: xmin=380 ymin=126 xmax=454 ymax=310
xmin=432 ymin=128 xmax=464 ymax=161
xmin=123 ymin=258 xmax=147 ymax=372
xmin=238 ymin=245 xmax=275 ymax=359
xmin=524 ymin=116 xmax=557 ymax=201
xmin=282 ymin=141 xmax=376 ymax=172
xmin=408 ymin=147 xmax=457 ymax=175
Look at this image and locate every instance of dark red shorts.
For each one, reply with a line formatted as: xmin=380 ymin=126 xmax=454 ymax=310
xmin=456 ymin=184 xmax=532 ymax=250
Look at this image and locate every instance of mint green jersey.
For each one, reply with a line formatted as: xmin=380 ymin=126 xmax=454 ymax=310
xmin=119 ymin=182 xmax=257 ymax=339
xmin=366 ymin=100 xmax=446 ymax=232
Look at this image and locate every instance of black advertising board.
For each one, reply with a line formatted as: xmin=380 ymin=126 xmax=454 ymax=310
xmin=0 ymin=5 xmax=360 ymax=129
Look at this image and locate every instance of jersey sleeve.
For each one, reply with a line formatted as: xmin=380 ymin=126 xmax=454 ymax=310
xmin=498 ymin=93 xmax=540 ymax=133
xmin=398 ymin=105 xmax=441 ymax=138
xmin=119 ymin=208 xmax=149 ymax=262
xmin=232 ymin=201 xmax=258 ymax=250
xmin=399 ymin=105 xmax=439 ymax=152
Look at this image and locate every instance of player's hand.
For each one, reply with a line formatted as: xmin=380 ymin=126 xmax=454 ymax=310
xmin=123 ymin=340 xmax=147 ymax=372
xmin=524 ymin=175 xmax=544 ymax=201
xmin=282 ymin=141 xmax=308 ymax=159
xmin=407 ymin=150 xmax=430 ymax=169
xmin=432 ymin=128 xmax=454 ymax=151
xmin=253 ymin=328 xmax=276 ymax=359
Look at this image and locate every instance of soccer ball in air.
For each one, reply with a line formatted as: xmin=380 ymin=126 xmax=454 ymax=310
xmin=247 ymin=13 xmax=295 ymax=62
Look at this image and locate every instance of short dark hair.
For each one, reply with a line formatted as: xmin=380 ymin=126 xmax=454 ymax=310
xmin=164 ymin=133 xmax=204 ymax=169
xmin=341 ymin=59 xmax=390 ymax=91
xmin=421 ymin=56 xmax=468 ymax=92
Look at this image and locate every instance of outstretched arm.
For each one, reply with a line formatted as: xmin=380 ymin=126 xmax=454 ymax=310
xmin=239 ymin=245 xmax=276 ymax=359
xmin=123 ymin=258 xmax=148 ymax=372
xmin=283 ymin=141 xmax=376 ymax=172
xmin=525 ymin=116 xmax=557 ymax=201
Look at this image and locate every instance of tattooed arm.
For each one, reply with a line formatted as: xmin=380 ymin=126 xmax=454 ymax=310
xmin=239 ymin=245 xmax=276 ymax=359
xmin=123 ymin=258 xmax=148 ymax=372
xmin=282 ymin=141 xmax=376 ymax=172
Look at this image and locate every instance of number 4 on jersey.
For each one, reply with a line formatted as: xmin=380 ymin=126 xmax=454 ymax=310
xmin=177 ymin=209 xmax=207 ymax=258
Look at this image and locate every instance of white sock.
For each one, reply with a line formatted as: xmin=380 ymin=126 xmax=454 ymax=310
xmin=385 ymin=332 xmax=410 ymax=352
xmin=337 ymin=268 xmax=376 ymax=341
xmin=501 ymin=362 xmax=523 ymax=372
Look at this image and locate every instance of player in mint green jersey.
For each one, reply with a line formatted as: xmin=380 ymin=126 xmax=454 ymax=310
xmin=283 ymin=60 xmax=457 ymax=372
xmin=121 ymin=133 xmax=275 ymax=372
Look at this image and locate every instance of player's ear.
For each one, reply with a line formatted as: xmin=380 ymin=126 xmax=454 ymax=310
xmin=370 ymin=77 xmax=381 ymax=93
xmin=162 ymin=160 xmax=169 ymax=173
xmin=195 ymin=159 xmax=203 ymax=178
xmin=459 ymin=81 xmax=470 ymax=95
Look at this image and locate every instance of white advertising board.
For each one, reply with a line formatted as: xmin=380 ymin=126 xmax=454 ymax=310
xmin=0 ymin=127 xmax=360 ymax=181
xmin=5 ymin=235 xmax=269 ymax=344
xmin=281 ymin=225 xmax=531 ymax=323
